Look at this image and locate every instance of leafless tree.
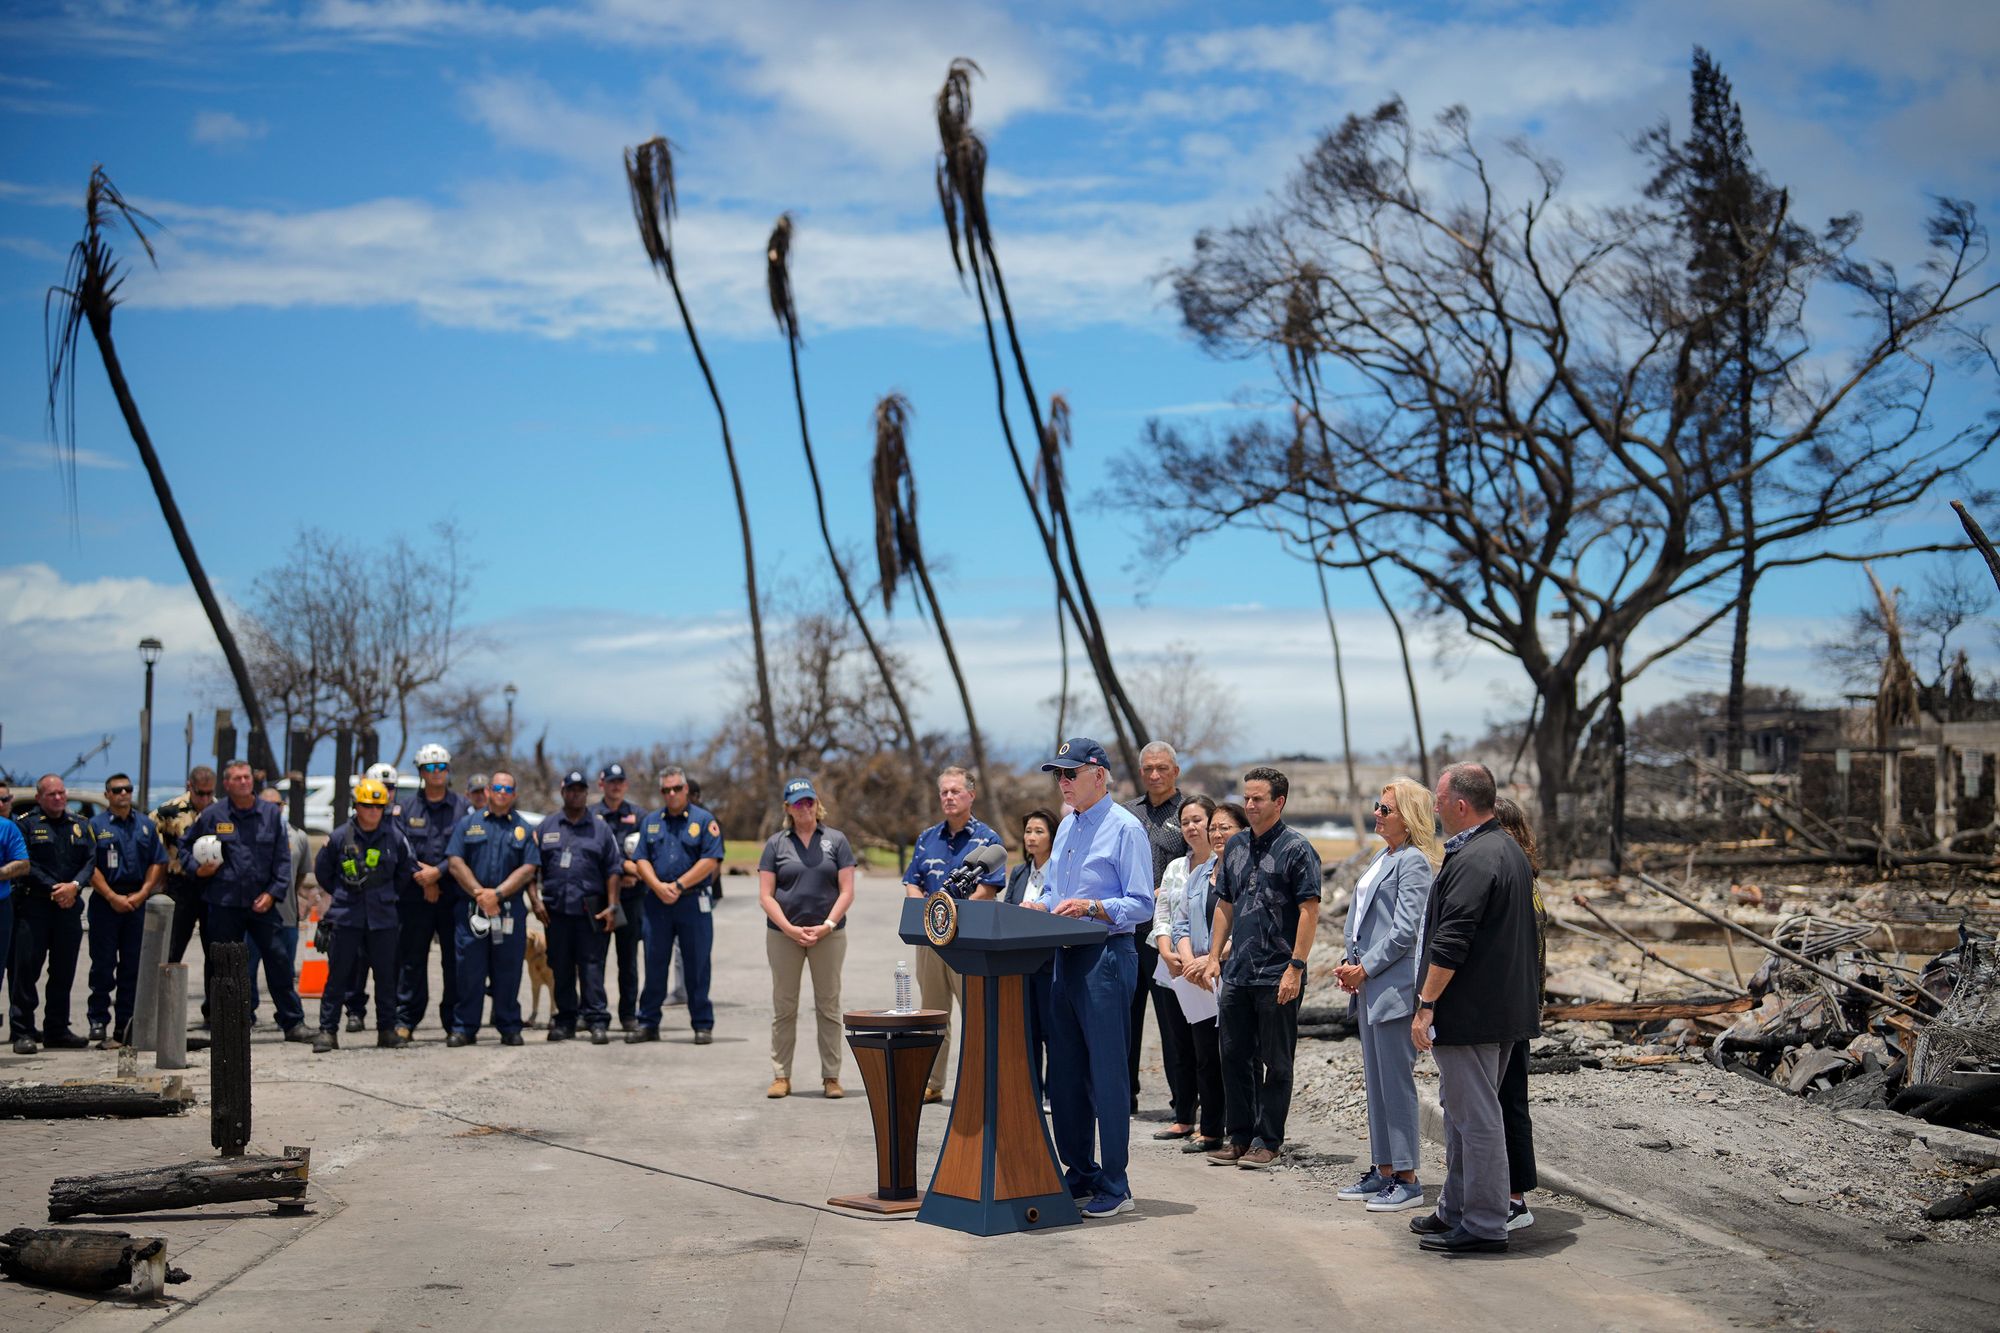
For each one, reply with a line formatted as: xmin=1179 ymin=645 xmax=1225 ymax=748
xmin=1145 ymin=99 xmax=1998 ymax=848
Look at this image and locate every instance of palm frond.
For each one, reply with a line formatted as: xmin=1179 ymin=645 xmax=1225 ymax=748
xmin=624 ymin=136 xmax=678 ymax=275
xmin=1032 ymin=391 xmax=1073 ymax=507
xmin=45 ymin=165 xmax=157 ymax=526
xmin=871 ymin=392 xmax=919 ymax=614
xmin=934 ymin=58 xmax=990 ymax=283
xmin=766 ymin=211 xmax=799 ymax=347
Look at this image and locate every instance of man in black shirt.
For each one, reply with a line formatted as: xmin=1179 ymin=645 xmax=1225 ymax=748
xmin=11 ymin=775 xmax=108 ymax=1053
xmin=1124 ymin=741 xmax=1187 ymax=1114
xmin=1196 ymin=765 xmax=1320 ymax=1169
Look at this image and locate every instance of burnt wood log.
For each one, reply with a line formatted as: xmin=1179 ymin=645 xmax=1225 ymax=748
xmin=1544 ymin=995 xmax=1753 ymax=1024
xmin=0 ymin=1227 xmax=187 ymax=1296
xmin=209 ymin=941 xmax=252 ymax=1157
xmin=47 ymin=1147 xmax=311 ymax=1222
xmin=1891 ymin=1080 xmax=2000 ymax=1128
xmin=1926 ymin=1172 xmax=2000 ymax=1221
xmin=0 ymin=1078 xmax=192 ymax=1120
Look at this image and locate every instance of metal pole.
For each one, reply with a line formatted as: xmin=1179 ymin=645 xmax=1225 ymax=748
xmin=184 ymin=712 xmax=193 ymax=779
xmin=130 ymin=897 xmax=176 ymax=1052
xmin=139 ymin=658 xmax=156 ymax=808
xmin=156 ymin=963 xmax=189 ymax=1071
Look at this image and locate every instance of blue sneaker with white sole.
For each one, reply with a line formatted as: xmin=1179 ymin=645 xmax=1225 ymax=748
xmin=1365 ymin=1178 xmax=1425 ymax=1212
xmin=1081 ymin=1193 xmax=1135 ymax=1219
xmin=1337 ymin=1169 xmax=1389 ymax=1201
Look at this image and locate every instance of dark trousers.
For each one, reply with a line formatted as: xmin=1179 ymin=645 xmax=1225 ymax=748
xmin=247 ymin=923 xmax=299 ymax=1021
xmin=1501 ymin=1037 xmax=1537 ymax=1194
xmin=1187 ymin=1016 xmax=1224 ymax=1140
xmin=546 ymin=913 xmax=611 ymax=1030
xmin=1153 ymin=977 xmax=1197 ymax=1125
xmin=208 ymin=903 xmax=305 ymax=1031
xmin=637 ymin=892 xmax=713 ymax=1030
xmin=1048 ymin=934 xmax=1139 ymax=1201
xmin=1217 ymin=981 xmax=1300 ymax=1151
xmin=164 ymin=875 xmax=210 ymax=1017
xmin=453 ymin=904 xmax=526 ymax=1037
xmin=10 ymin=894 xmax=84 ymax=1038
xmin=343 ymin=970 xmax=368 ymax=1019
xmin=86 ymin=893 xmax=149 ymax=1033
xmin=1126 ymin=968 xmax=1149 ymax=1101
xmin=1026 ymin=965 xmax=1053 ymax=1101
xmin=395 ymin=894 xmax=460 ymax=1031
xmin=610 ymin=887 xmax=644 ymax=1024
xmin=320 ymin=923 xmax=398 ymax=1033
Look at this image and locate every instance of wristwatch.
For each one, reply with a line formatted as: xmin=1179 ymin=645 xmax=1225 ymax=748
xmin=1286 ymin=959 xmax=1306 ymax=974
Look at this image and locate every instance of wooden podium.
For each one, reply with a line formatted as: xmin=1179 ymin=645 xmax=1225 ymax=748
xmin=830 ymin=1008 xmax=947 ymax=1214
xmin=897 ymin=896 xmax=1106 ymax=1236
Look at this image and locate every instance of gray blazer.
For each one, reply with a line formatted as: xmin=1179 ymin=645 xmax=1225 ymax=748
xmin=1343 ymin=843 xmax=1434 ymax=1026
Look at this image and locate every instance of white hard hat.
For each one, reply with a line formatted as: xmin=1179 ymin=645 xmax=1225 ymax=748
xmin=365 ymin=762 xmax=399 ymax=786
xmin=415 ymin=743 xmax=451 ymax=767
xmin=189 ymin=834 xmax=224 ymax=869
xmin=622 ymin=831 xmax=641 ymax=858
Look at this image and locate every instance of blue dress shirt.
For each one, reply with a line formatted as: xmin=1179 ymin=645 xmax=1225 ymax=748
xmin=1045 ymin=798 xmax=1155 ymax=935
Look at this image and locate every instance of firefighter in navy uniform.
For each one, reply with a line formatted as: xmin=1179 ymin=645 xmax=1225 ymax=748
xmin=588 ymin=762 xmax=645 ymax=1031
xmin=443 ymin=771 xmax=540 ymax=1046
xmin=392 ymin=743 xmax=470 ymax=1041
xmin=311 ymin=778 xmax=417 ymax=1051
xmin=189 ymin=760 xmax=312 ymax=1041
xmin=11 ymin=774 xmax=108 ymax=1054
xmin=86 ymin=773 xmax=166 ymax=1046
xmin=541 ymin=771 xmax=624 ymax=1044
xmin=628 ymin=766 xmax=723 ymax=1044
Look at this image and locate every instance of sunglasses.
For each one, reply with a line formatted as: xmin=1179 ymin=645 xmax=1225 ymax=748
xmin=107 ymin=786 xmax=134 ymax=795
xmin=661 ymin=783 xmax=687 ymax=794
xmin=419 ymin=763 xmax=448 ymax=773
xmin=1374 ymin=801 xmax=1393 ymax=816
xmin=489 ymin=784 xmax=515 ymax=794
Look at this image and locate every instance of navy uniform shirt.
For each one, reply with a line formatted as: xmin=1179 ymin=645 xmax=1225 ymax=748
xmin=903 ymin=817 xmax=1006 ymax=900
xmin=394 ymin=790 xmax=470 ymax=898
xmin=314 ymin=817 xmax=417 ymax=930
xmin=445 ymin=808 xmax=541 ymax=915
xmin=537 ymin=809 xmax=623 ymax=916
xmin=635 ymin=802 xmax=725 ymax=898
xmin=1215 ymin=820 xmax=1322 ymax=988
xmin=189 ymin=798 xmax=293 ymax=910
xmin=90 ymin=808 xmax=166 ymax=889
xmin=16 ymin=807 xmax=99 ymax=906
xmin=1125 ymin=790 xmax=1189 ymax=890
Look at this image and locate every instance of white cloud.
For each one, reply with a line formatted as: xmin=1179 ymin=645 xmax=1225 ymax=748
xmin=1 ymin=437 xmax=131 ymax=471
xmin=192 ymin=109 xmax=268 ymax=145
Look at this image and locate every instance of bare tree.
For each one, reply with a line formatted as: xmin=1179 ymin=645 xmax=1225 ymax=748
xmin=626 ymin=137 xmax=781 ymax=802
xmin=1146 ymin=99 xmax=1997 ymax=848
xmin=46 ymin=166 xmax=274 ymax=776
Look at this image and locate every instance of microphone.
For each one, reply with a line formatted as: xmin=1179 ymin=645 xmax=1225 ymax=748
xmin=938 ymin=842 xmax=1008 ymax=895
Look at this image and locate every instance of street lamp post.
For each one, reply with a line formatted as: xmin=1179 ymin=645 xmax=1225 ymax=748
xmin=503 ymin=682 xmax=518 ymax=760
xmin=138 ymin=637 xmax=164 ymax=806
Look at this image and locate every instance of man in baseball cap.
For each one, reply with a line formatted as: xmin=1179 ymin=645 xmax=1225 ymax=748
xmin=1030 ymin=737 xmax=1154 ymax=1218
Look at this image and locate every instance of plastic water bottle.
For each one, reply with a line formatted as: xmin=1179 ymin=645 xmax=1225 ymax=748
xmin=894 ymin=961 xmax=913 ymax=1013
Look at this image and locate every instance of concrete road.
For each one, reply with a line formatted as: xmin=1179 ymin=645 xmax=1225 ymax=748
xmin=7 ymin=872 xmax=1776 ymax=1330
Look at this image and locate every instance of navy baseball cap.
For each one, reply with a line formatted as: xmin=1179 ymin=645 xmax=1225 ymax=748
xmin=599 ymin=763 xmax=627 ymax=782
xmin=1040 ymin=737 xmax=1110 ymax=772
xmin=562 ymin=769 xmax=588 ymax=789
xmin=783 ymin=777 xmax=817 ymax=804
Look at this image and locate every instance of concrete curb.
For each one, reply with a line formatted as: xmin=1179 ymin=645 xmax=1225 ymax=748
xmin=1415 ymin=1087 xmax=1768 ymax=1260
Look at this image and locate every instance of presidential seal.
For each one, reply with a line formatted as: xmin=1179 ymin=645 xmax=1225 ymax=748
xmin=923 ymin=891 xmax=959 ymax=947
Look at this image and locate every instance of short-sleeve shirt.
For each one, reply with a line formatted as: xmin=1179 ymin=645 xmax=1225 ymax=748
xmin=395 ymin=790 xmax=470 ymax=870
xmin=636 ymin=802 xmax=725 ymax=892
xmin=1216 ymin=820 xmax=1322 ymax=988
xmin=1124 ymin=791 xmax=1189 ymax=890
xmin=0 ymin=817 xmax=27 ymax=901
xmin=903 ymin=817 xmax=1006 ymax=900
xmin=536 ymin=810 xmax=624 ymax=916
xmin=445 ymin=808 xmax=541 ymax=914
xmin=90 ymin=809 xmax=166 ymax=887
xmin=758 ymin=826 xmax=855 ymax=930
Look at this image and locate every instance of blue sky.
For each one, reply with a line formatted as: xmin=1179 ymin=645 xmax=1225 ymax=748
xmin=2 ymin=0 xmax=1996 ymax=782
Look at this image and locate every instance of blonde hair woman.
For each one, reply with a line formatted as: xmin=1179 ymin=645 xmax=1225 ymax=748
xmin=757 ymin=777 xmax=855 ymax=1100
xmin=1332 ymin=777 xmax=1442 ymax=1213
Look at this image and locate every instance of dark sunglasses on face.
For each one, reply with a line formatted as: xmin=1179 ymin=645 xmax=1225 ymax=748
xmin=1374 ymin=801 xmax=1393 ymax=816
xmin=489 ymin=784 xmax=515 ymax=794
xmin=107 ymin=786 xmax=134 ymax=795
xmin=419 ymin=763 xmax=448 ymax=773
xmin=661 ymin=784 xmax=687 ymax=794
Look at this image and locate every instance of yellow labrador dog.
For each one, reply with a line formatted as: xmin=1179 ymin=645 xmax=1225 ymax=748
xmin=522 ymin=926 xmax=555 ymax=1029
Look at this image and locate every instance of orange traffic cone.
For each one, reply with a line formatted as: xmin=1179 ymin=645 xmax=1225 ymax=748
xmin=298 ymin=907 xmax=329 ymax=998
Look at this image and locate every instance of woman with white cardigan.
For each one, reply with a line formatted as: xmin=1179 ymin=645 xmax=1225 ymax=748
xmin=1332 ymin=776 xmax=1442 ymax=1212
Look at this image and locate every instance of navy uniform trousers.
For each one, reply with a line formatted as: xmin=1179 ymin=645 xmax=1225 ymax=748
xmin=396 ymin=893 xmax=460 ymax=1032
xmin=321 ymin=923 xmax=399 ymax=1033
xmin=453 ymin=902 xmax=527 ymax=1038
xmin=86 ymin=892 xmax=149 ymax=1035
xmin=1047 ymin=933 xmax=1139 ymax=1202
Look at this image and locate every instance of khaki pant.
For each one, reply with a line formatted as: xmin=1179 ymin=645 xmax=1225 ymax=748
xmin=766 ymin=927 xmax=847 ymax=1081
xmin=916 ymin=946 xmax=962 ymax=1094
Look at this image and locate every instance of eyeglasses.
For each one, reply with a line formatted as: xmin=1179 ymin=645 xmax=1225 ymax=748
xmin=489 ymin=784 xmax=516 ymax=794
xmin=418 ymin=763 xmax=448 ymax=773
xmin=107 ymin=786 xmax=133 ymax=795
xmin=661 ymin=784 xmax=686 ymax=794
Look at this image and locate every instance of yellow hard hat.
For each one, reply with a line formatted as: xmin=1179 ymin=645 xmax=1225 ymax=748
xmin=353 ymin=778 xmax=390 ymax=807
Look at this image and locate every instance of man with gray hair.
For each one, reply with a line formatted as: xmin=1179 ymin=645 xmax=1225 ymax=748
xmin=903 ymin=765 xmax=1006 ymax=1102
xmin=1408 ymin=761 xmax=1540 ymax=1254
xmin=1123 ymin=740 xmax=1187 ymax=1112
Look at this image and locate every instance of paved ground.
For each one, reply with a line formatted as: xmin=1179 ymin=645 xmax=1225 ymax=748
xmin=0 ymin=870 xmax=1964 ymax=1330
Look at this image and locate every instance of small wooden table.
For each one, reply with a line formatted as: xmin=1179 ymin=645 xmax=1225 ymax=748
xmin=828 ymin=1009 xmax=948 ymax=1215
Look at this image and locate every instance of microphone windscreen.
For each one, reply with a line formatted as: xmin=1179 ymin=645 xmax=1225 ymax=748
xmin=966 ymin=843 xmax=1008 ymax=874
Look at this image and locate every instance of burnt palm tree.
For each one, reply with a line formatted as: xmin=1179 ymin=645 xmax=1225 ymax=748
xmin=766 ymin=214 xmax=922 ymax=761
xmin=935 ymin=58 xmax=1147 ymax=772
xmin=626 ymin=137 xmax=780 ymax=792
xmin=871 ymin=394 xmax=993 ymax=820
xmin=46 ymin=166 xmax=275 ymax=776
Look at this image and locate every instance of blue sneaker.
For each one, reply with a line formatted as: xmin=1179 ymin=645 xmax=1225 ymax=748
xmin=1081 ymin=1193 xmax=1135 ymax=1219
xmin=1366 ymin=1178 xmax=1425 ymax=1212
xmin=1337 ymin=1168 xmax=1389 ymax=1201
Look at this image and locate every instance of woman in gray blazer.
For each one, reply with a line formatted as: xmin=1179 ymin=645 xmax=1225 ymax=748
xmin=1332 ymin=777 xmax=1442 ymax=1212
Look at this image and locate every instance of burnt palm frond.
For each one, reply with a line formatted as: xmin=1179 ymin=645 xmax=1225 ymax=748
xmin=1031 ymin=391 xmax=1072 ymax=510
xmin=624 ymin=136 xmax=678 ymax=275
xmin=871 ymin=392 xmax=919 ymax=615
xmin=46 ymin=165 xmax=156 ymax=523
xmin=766 ymin=211 xmax=799 ymax=347
xmin=935 ymin=57 xmax=989 ymax=283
